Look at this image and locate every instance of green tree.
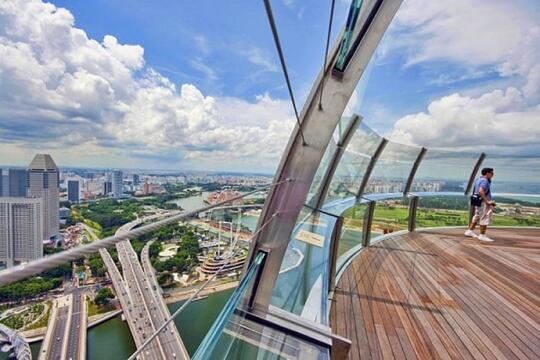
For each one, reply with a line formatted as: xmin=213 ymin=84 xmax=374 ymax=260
xmin=94 ymin=287 xmax=115 ymax=306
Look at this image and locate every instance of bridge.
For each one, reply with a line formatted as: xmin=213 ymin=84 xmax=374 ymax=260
xmin=89 ymin=212 xmax=189 ymax=360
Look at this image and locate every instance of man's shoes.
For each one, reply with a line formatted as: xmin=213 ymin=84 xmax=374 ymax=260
xmin=477 ymin=234 xmax=494 ymax=242
xmin=464 ymin=230 xmax=478 ymax=238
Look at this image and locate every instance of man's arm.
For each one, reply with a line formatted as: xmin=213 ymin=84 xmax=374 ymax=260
xmin=478 ymin=187 xmax=494 ymax=205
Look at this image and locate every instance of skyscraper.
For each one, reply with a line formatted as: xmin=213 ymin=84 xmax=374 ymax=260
xmin=133 ymin=174 xmax=140 ymax=186
xmin=7 ymin=169 xmax=27 ymax=197
xmin=112 ymin=170 xmax=123 ymax=199
xmin=67 ymin=180 xmax=80 ymax=203
xmin=103 ymin=181 xmax=112 ymax=195
xmin=0 ymin=197 xmax=44 ymax=267
xmin=0 ymin=171 xmax=5 ymax=196
xmin=27 ymin=154 xmax=59 ymax=241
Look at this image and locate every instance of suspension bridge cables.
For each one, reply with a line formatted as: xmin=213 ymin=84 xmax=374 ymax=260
xmin=318 ymin=0 xmax=336 ymax=110
xmin=262 ymin=0 xmax=307 ymax=146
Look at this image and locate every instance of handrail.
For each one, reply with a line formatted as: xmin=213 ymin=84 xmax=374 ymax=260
xmin=0 ymin=179 xmax=291 ymax=286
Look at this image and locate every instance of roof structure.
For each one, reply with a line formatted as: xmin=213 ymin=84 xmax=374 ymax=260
xmin=28 ymin=154 xmax=58 ymax=171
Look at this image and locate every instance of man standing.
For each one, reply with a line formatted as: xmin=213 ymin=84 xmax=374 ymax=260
xmin=465 ymin=167 xmax=495 ymax=242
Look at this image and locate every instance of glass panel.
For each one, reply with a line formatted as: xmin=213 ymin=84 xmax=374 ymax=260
xmin=483 ymin=156 xmax=540 ymax=195
xmin=371 ymin=197 xmax=409 ymax=236
xmin=325 ymin=122 xmax=382 ymax=204
xmin=413 ymin=149 xmax=479 ymax=193
xmin=416 ymin=195 xmax=469 ymax=229
xmin=365 ymin=141 xmax=420 ymax=195
xmin=193 ymin=251 xmax=329 ymax=360
xmin=307 ymin=116 xmax=357 ymax=205
xmin=270 ymin=207 xmax=339 ymax=324
xmin=336 ymin=202 xmax=368 ymax=271
xmin=490 ymin=194 xmax=540 ymax=227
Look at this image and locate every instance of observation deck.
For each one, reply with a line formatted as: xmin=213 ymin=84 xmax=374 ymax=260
xmin=331 ymin=227 xmax=540 ymax=359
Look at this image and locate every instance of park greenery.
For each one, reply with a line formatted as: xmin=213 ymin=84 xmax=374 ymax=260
xmin=150 ymin=226 xmax=201 ymax=274
xmin=343 ymin=196 xmax=540 ymax=234
xmin=0 ymin=263 xmax=71 ymax=302
xmin=94 ymin=287 xmax=115 ymax=306
xmin=0 ymin=303 xmax=46 ymax=330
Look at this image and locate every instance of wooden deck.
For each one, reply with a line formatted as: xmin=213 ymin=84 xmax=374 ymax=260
xmin=330 ymin=228 xmax=540 ymax=360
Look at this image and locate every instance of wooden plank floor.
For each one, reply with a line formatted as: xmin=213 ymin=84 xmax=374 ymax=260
xmin=330 ymin=228 xmax=540 ymax=360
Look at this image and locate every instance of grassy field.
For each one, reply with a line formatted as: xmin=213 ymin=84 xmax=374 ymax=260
xmin=342 ymin=200 xmax=540 ymax=236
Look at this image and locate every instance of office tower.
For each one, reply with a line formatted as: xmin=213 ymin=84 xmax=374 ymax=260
xmin=67 ymin=180 xmax=80 ymax=203
xmin=7 ymin=169 xmax=28 ymax=197
xmin=27 ymin=154 xmax=59 ymax=241
xmin=0 ymin=197 xmax=44 ymax=267
xmin=0 ymin=171 xmax=5 ymax=196
xmin=103 ymin=181 xmax=112 ymax=195
xmin=112 ymin=170 xmax=123 ymax=198
xmin=133 ymin=174 xmax=140 ymax=186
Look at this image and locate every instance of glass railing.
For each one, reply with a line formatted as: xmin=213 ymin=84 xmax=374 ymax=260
xmin=193 ymin=251 xmax=331 ymax=360
xmin=270 ymin=206 xmax=340 ymax=324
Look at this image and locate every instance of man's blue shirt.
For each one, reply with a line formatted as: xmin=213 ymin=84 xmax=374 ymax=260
xmin=473 ymin=177 xmax=491 ymax=200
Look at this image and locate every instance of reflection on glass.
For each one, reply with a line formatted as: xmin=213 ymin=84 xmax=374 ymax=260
xmin=193 ymin=251 xmax=329 ymax=360
xmin=270 ymin=207 xmax=339 ymax=324
xmin=325 ymin=122 xmax=382 ymax=203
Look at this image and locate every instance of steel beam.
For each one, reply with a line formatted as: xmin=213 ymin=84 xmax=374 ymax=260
xmin=312 ymin=114 xmax=362 ymax=209
xmin=245 ymin=0 xmax=403 ymax=309
xmin=356 ymin=138 xmax=388 ymax=198
xmin=362 ymin=201 xmax=376 ymax=247
xmin=407 ymin=195 xmax=419 ymax=232
xmin=403 ymin=147 xmax=427 ymax=196
xmin=465 ymin=152 xmax=486 ymax=195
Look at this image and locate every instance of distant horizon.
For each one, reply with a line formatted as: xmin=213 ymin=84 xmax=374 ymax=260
xmin=0 ymin=162 xmax=275 ymax=177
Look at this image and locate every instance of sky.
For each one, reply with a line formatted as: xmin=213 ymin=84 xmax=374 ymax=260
xmin=0 ymin=0 xmax=539 ymax=173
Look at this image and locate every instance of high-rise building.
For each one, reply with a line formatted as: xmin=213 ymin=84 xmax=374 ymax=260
xmin=27 ymin=154 xmax=59 ymax=241
xmin=7 ymin=169 xmax=28 ymax=197
xmin=112 ymin=170 xmax=123 ymax=199
xmin=103 ymin=181 xmax=112 ymax=195
xmin=67 ymin=180 xmax=80 ymax=203
xmin=0 ymin=171 xmax=5 ymax=196
xmin=133 ymin=174 xmax=140 ymax=186
xmin=0 ymin=197 xmax=44 ymax=267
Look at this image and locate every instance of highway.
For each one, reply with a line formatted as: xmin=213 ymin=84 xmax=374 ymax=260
xmin=84 ymin=212 xmax=188 ymax=360
xmin=65 ymin=288 xmax=86 ymax=360
xmin=115 ymin=214 xmax=188 ymax=359
xmin=41 ymin=295 xmax=71 ymax=360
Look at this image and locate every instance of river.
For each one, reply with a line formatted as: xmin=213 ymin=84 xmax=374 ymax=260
xmin=23 ymin=289 xmax=233 ymax=359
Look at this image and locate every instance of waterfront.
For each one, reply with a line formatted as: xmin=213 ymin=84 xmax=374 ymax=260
xmin=8 ymin=289 xmax=233 ymax=360
xmin=168 ymin=191 xmax=211 ymax=211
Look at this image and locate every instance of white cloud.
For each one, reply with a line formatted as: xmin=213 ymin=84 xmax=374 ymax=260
xmin=385 ymin=0 xmax=540 ymax=155
xmin=388 ymin=88 xmax=540 ymax=154
xmin=0 ymin=0 xmax=294 ymax=171
xmin=245 ymin=47 xmax=278 ymax=72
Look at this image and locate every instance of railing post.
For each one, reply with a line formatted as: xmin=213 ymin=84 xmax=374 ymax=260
xmin=362 ymin=200 xmax=376 ymax=247
xmin=403 ymin=147 xmax=427 ymax=196
xmin=408 ymin=195 xmax=419 ymax=232
xmin=465 ymin=152 xmax=486 ymax=195
xmin=312 ymin=115 xmax=362 ymax=209
xmin=328 ymin=216 xmax=344 ymax=293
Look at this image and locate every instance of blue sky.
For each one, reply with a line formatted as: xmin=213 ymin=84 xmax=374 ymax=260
xmin=0 ymin=0 xmax=539 ymax=172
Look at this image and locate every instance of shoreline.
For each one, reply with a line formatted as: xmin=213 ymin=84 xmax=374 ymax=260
xmin=164 ymin=280 xmax=238 ymax=304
